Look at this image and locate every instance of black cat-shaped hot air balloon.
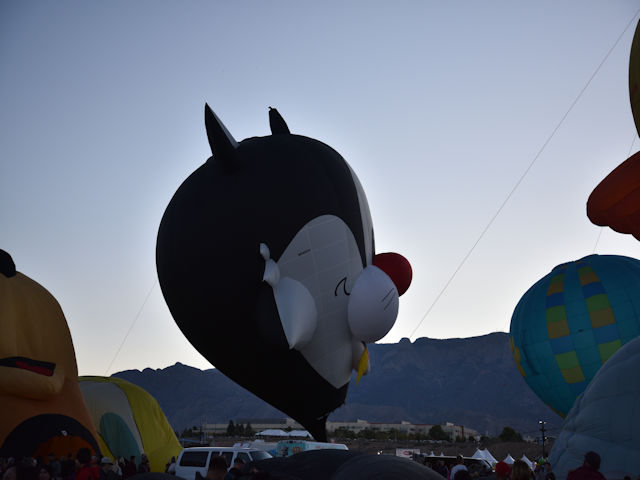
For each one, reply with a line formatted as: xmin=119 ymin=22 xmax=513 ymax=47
xmin=156 ymin=105 xmax=412 ymax=440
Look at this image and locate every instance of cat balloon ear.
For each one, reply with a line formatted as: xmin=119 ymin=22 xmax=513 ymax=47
xmin=205 ymin=103 xmax=241 ymax=172
xmin=269 ymin=107 xmax=290 ymax=135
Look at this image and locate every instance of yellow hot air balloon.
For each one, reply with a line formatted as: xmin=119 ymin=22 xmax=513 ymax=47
xmin=79 ymin=376 xmax=181 ymax=473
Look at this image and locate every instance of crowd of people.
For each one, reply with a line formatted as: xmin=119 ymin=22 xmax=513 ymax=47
xmin=0 ymin=449 xmax=151 ymax=480
xmin=2 ymin=448 xmax=636 ymax=480
xmin=432 ymin=450 xmax=629 ymax=480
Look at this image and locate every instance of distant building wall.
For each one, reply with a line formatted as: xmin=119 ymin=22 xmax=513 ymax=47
xmin=202 ymin=418 xmax=301 ymax=434
xmin=202 ymin=417 xmax=478 ymax=438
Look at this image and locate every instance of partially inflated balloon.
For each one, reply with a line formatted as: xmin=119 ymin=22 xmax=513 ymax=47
xmin=509 ymin=254 xmax=640 ymax=417
xmin=0 ymin=250 xmax=100 ymax=458
xmin=79 ymin=376 xmax=181 ymax=472
xmin=549 ymin=336 xmax=640 ymax=479
xmin=586 ymin=21 xmax=640 ymax=240
xmin=587 ymin=151 xmax=640 ymax=240
xmin=156 ymin=106 xmax=411 ymax=441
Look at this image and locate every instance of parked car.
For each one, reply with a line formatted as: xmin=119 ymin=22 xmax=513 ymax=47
xmin=175 ymin=446 xmax=272 ymax=478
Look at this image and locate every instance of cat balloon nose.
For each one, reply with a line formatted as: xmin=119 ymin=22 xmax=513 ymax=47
xmin=373 ymin=253 xmax=412 ymax=296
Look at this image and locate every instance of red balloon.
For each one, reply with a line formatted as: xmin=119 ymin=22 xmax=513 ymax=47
xmin=587 ymin=151 xmax=640 ymax=241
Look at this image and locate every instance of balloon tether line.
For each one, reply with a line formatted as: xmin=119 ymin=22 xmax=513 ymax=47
xmin=409 ymin=8 xmax=640 ymax=341
xmin=104 ymin=280 xmax=157 ymax=375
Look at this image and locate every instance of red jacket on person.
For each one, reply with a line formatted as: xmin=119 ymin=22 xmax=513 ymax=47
xmin=76 ymin=466 xmax=100 ymax=480
xmin=567 ymin=466 xmax=607 ymax=480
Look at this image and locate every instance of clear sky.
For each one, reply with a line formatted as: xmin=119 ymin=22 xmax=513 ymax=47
xmin=2 ymin=1 xmax=640 ymax=376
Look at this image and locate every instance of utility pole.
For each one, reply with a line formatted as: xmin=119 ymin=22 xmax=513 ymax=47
xmin=539 ymin=420 xmax=547 ymax=458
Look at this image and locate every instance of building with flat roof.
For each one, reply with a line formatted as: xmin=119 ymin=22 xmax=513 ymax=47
xmin=201 ymin=418 xmax=479 ymax=441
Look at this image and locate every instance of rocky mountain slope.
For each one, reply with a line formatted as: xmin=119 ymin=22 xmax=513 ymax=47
xmin=114 ymin=332 xmax=562 ymax=436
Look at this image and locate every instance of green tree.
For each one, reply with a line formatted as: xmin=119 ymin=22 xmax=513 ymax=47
xmin=334 ymin=427 xmax=356 ymax=439
xmin=375 ymin=430 xmax=389 ymax=441
xmin=226 ymin=420 xmax=235 ymax=436
xmin=236 ymin=423 xmax=245 ymax=436
xmin=245 ymin=423 xmax=254 ymax=436
xmin=498 ymin=426 xmax=523 ymax=442
xmin=357 ymin=428 xmax=377 ymax=440
xmin=428 ymin=425 xmax=449 ymax=441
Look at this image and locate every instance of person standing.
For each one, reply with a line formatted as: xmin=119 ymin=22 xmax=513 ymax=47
xmin=137 ymin=456 xmax=149 ymax=475
xmin=495 ymin=461 xmax=512 ymax=480
xmin=205 ymin=457 xmax=227 ymax=480
xmin=567 ymin=451 xmax=607 ymax=480
xmin=511 ymin=460 xmax=532 ymax=480
xmin=48 ymin=455 xmax=61 ymax=480
xmin=98 ymin=459 xmax=117 ymax=480
xmin=223 ymin=458 xmax=244 ymax=480
xmin=122 ymin=458 xmax=136 ymax=480
xmin=450 ymin=455 xmax=467 ymax=480
xmin=75 ymin=449 xmax=99 ymax=480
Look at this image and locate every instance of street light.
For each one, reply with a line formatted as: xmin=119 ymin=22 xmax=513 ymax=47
xmin=539 ymin=420 xmax=547 ymax=458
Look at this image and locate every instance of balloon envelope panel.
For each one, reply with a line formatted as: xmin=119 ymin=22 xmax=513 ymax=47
xmin=549 ymin=336 xmax=640 ymax=479
xmin=80 ymin=376 xmax=181 ymax=472
xmin=509 ymin=254 xmax=640 ymax=417
xmin=155 ymin=107 xmax=412 ymax=441
xmin=587 ymin=151 xmax=640 ymax=241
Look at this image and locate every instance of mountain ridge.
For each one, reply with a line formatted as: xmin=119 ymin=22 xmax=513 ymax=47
xmin=114 ymin=332 xmax=562 ymax=435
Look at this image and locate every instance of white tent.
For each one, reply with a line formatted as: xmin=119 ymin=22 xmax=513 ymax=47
xmin=288 ymin=430 xmax=311 ymax=438
xmin=481 ymin=449 xmax=497 ymax=466
xmin=471 ymin=449 xmax=486 ymax=461
xmin=504 ymin=454 xmax=515 ymax=465
xmin=521 ymin=455 xmax=534 ymax=470
xmin=256 ymin=429 xmax=289 ymax=437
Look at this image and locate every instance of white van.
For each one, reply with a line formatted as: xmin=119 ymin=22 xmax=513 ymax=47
xmin=175 ymin=446 xmax=272 ymax=479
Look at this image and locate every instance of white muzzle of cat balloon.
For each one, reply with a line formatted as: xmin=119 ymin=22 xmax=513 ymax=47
xmin=348 ymin=253 xmax=412 ymax=343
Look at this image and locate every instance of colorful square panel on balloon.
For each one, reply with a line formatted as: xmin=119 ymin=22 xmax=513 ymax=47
xmin=589 ymin=307 xmax=616 ymax=328
xmin=545 ymin=293 xmax=565 ymax=309
xmin=598 ymin=339 xmax=622 ymax=362
xmin=585 ymin=294 xmax=611 ymax=313
xmin=581 ymin=282 xmax=605 ymax=297
xmin=593 ymin=323 xmax=620 ymax=344
xmin=554 ymin=350 xmax=580 ymax=369
xmin=547 ymin=320 xmax=570 ymax=339
xmin=550 ymin=336 xmax=574 ymax=355
xmin=547 ymin=276 xmax=565 ymax=294
xmin=578 ymin=269 xmax=599 ymax=286
xmin=560 ymin=365 xmax=585 ymax=384
xmin=546 ymin=305 xmax=567 ymax=324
